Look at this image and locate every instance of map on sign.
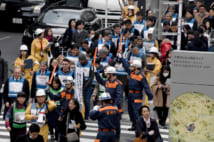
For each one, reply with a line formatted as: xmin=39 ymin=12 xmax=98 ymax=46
xmin=170 ymin=92 xmax=214 ymax=142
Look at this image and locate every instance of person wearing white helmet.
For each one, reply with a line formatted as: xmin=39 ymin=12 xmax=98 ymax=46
xmin=144 ymin=46 xmax=162 ymax=86
xmin=31 ymin=28 xmax=50 ymax=63
xmin=14 ymin=44 xmax=40 ymax=89
xmin=46 ymin=76 xmax=74 ymax=119
xmin=25 ymin=89 xmax=56 ymax=142
xmin=89 ymin=92 xmax=120 ymax=142
xmin=143 ymin=28 xmax=159 ymax=56
xmin=119 ymin=54 xmax=153 ymax=131
xmin=95 ymin=66 xmax=123 ymax=115
xmin=122 ymin=0 xmax=139 ymax=18
xmin=126 ymin=5 xmax=136 ymax=22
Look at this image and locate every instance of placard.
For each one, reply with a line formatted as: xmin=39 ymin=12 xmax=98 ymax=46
xmin=169 ymin=51 xmax=214 ymax=142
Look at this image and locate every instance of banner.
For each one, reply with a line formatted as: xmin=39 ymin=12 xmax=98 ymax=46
xmin=169 ymin=51 xmax=214 ymax=142
xmin=74 ymin=66 xmax=84 ymax=110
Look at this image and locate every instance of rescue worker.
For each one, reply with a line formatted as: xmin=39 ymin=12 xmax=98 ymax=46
xmin=25 ymin=89 xmax=56 ymax=142
xmin=92 ymin=65 xmax=108 ymax=105
xmin=3 ymin=67 xmax=29 ymax=119
xmin=126 ymin=5 xmax=136 ymax=23
xmin=31 ymin=61 xmax=50 ymax=99
xmin=14 ymin=45 xmax=40 ymax=88
xmin=143 ymin=29 xmax=159 ymax=57
xmin=144 ymin=47 xmax=162 ymax=107
xmin=120 ymin=56 xmax=153 ymax=131
xmin=5 ymin=92 xmax=27 ymax=142
xmin=93 ymin=30 xmax=117 ymax=57
xmin=124 ymin=19 xmax=139 ymax=37
xmin=77 ymin=54 xmax=93 ymax=119
xmin=66 ymin=44 xmax=80 ymax=65
xmin=31 ymin=28 xmax=50 ymax=63
xmin=129 ymin=46 xmax=146 ymax=69
xmin=89 ymin=92 xmax=120 ymax=142
xmin=99 ymin=48 xmax=111 ymax=67
xmin=144 ymin=47 xmax=162 ymax=86
xmin=122 ymin=0 xmax=139 ymax=18
xmin=47 ymin=76 xmax=74 ymax=118
xmin=95 ymin=66 xmax=123 ymax=114
xmin=56 ymin=58 xmax=74 ymax=88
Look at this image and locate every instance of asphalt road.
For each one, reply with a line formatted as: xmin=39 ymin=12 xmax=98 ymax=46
xmin=0 ymin=28 xmax=136 ymax=142
xmin=0 ymin=28 xmax=166 ymax=142
xmin=0 ymin=29 xmax=22 ymax=76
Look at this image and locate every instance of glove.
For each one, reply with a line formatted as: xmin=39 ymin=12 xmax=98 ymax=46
xmin=93 ymin=66 xmax=97 ymax=73
xmin=148 ymin=100 xmax=153 ymax=105
xmin=93 ymin=105 xmax=100 ymax=111
xmin=148 ymin=130 xmax=154 ymax=135
xmin=117 ymin=53 xmax=122 ymax=59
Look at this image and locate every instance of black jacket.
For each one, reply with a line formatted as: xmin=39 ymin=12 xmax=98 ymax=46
xmin=0 ymin=57 xmax=8 ymax=88
xmin=61 ymin=28 xmax=73 ymax=49
xmin=136 ymin=117 xmax=162 ymax=142
xmin=186 ymin=36 xmax=208 ymax=51
xmin=15 ymin=133 xmax=44 ymax=142
xmin=72 ymin=30 xmax=88 ymax=46
xmin=58 ymin=108 xmax=86 ymax=136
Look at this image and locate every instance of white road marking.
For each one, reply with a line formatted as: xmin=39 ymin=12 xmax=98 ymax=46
xmin=0 ymin=36 xmax=11 ymax=41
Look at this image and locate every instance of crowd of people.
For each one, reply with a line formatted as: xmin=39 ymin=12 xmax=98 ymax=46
xmin=0 ymin=0 xmax=214 ymax=142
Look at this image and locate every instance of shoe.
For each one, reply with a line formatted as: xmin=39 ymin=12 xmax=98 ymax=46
xmin=128 ymin=123 xmax=136 ymax=131
xmin=51 ymin=135 xmax=55 ymax=142
xmin=159 ymin=122 xmax=168 ymax=129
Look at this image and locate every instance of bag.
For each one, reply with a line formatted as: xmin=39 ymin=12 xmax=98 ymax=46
xmin=133 ymin=134 xmax=147 ymax=142
xmin=155 ymin=134 xmax=163 ymax=142
xmin=66 ymin=132 xmax=79 ymax=142
xmin=66 ymin=112 xmax=79 ymax=142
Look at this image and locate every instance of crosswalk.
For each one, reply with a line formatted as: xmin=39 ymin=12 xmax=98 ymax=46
xmin=0 ymin=115 xmax=169 ymax=142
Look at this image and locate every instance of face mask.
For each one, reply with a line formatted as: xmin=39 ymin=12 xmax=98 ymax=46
xmin=163 ymin=72 xmax=169 ymax=77
xmin=90 ymin=35 xmax=95 ymax=39
xmin=168 ymin=58 xmax=171 ymax=62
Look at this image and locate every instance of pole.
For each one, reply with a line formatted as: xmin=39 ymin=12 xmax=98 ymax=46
xmin=105 ymin=0 xmax=108 ymax=28
xmin=177 ymin=0 xmax=183 ymax=50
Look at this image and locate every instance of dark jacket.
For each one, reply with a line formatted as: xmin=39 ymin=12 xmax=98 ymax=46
xmin=58 ymin=108 xmax=86 ymax=136
xmin=136 ymin=116 xmax=162 ymax=142
xmin=186 ymin=36 xmax=208 ymax=51
xmin=15 ymin=133 xmax=44 ymax=142
xmin=61 ymin=28 xmax=73 ymax=49
xmin=72 ymin=30 xmax=88 ymax=46
xmin=0 ymin=57 xmax=8 ymax=88
xmin=3 ymin=77 xmax=29 ymax=104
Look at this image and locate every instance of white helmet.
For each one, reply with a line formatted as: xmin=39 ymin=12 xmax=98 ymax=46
xmin=99 ymin=92 xmax=111 ymax=101
xmin=36 ymin=89 xmax=46 ymax=97
xmin=149 ymin=47 xmax=159 ymax=54
xmin=63 ymin=76 xmax=74 ymax=84
xmin=128 ymin=5 xmax=134 ymax=10
xmin=105 ymin=66 xmax=116 ymax=74
xmin=20 ymin=44 xmax=28 ymax=50
xmin=148 ymin=28 xmax=154 ymax=35
xmin=131 ymin=60 xmax=142 ymax=68
xmin=35 ymin=28 xmax=44 ymax=36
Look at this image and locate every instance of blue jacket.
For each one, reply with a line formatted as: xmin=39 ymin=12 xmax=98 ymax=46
xmin=122 ymin=58 xmax=153 ymax=100
xmin=89 ymin=104 xmax=120 ymax=133
xmin=95 ymin=73 xmax=123 ymax=111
